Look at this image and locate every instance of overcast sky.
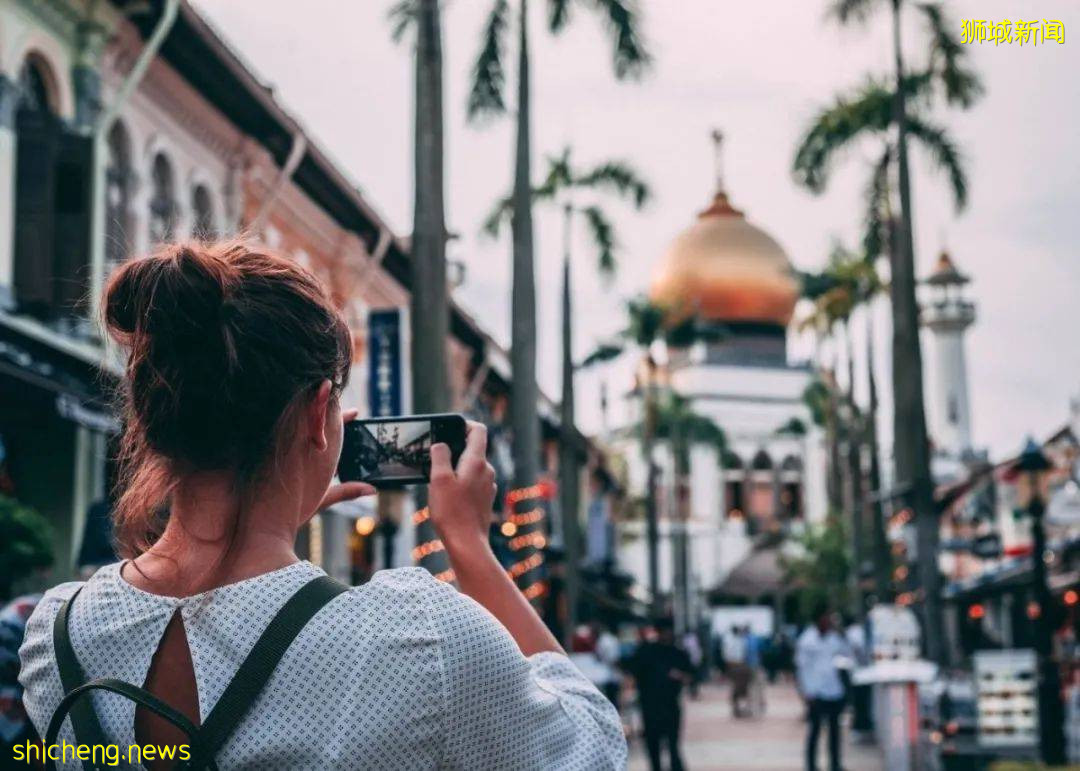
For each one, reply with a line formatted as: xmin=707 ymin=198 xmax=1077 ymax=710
xmin=193 ymin=0 xmax=1079 ymax=460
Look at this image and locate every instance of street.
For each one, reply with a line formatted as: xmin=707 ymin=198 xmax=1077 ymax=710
xmin=628 ymin=680 xmax=883 ymax=771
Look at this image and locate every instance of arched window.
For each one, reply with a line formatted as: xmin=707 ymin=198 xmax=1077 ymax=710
xmin=751 ymin=450 xmax=774 ymax=471
xmin=722 ymin=452 xmax=745 ymax=521
xmin=12 ymin=56 xmax=62 ymax=314
xmin=17 ymin=58 xmax=54 ymax=114
xmin=105 ymin=122 xmax=133 ymax=268
xmin=148 ymin=153 xmax=176 ymax=243
xmin=191 ymin=184 xmax=216 ymax=241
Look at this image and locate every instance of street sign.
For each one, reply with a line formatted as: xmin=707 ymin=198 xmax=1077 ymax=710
xmin=1048 ymin=480 xmax=1080 ymax=525
xmin=971 ymin=533 xmax=1003 ymax=559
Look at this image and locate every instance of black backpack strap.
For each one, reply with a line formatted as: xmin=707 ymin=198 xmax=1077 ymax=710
xmin=188 ymin=575 xmax=348 ymax=764
xmin=52 ymin=588 xmax=110 ymax=761
xmin=43 ymin=677 xmax=215 ymax=771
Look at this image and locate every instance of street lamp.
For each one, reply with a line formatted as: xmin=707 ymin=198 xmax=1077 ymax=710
xmin=1013 ymin=437 xmax=1065 ymax=764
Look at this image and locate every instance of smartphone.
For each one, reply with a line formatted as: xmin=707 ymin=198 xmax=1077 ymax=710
xmin=337 ymin=413 xmax=467 ymax=487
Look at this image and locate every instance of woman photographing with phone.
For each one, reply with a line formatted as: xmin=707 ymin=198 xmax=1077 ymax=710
xmin=18 ymin=242 xmax=626 ymax=769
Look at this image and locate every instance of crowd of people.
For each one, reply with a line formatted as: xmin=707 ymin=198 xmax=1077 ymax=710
xmin=560 ymin=602 xmax=864 ymax=771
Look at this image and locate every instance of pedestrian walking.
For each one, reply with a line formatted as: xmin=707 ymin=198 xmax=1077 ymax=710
xmin=594 ymin=623 xmax=624 ymax=709
xmin=624 ymin=617 xmax=694 ymax=771
xmin=724 ymin=625 xmax=751 ymax=717
xmin=681 ymin=630 xmax=703 ymax=699
xmin=17 ymin=243 xmax=627 ymax=770
xmin=796 ymin=604 xmax=852 ymax=771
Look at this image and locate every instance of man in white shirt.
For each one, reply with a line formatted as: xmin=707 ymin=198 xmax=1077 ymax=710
xmin=796 ymin=605 xmax=851 ymax=771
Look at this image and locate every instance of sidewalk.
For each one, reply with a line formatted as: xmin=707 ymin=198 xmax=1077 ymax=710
xmin=628 ymin=679 xmax=883 ymax=771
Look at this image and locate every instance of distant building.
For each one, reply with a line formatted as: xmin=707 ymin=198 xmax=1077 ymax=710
xmin=0 ymin=1 xmax=605 ymax=610
xmin=922 ymin=250 xmax=981 ymax=483
xmin=612 ymin=141 xmax=828 ymax=621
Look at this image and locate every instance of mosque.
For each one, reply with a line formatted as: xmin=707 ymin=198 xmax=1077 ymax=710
xmin=612 ymin=134 xmax=828 ymax=619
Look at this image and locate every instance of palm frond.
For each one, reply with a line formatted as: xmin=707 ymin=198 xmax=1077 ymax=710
xmin=575 ymin=161 xmax=651 ymax=208
xmin=792 ymin=81 xmax=893 ymax=193
xmin=481 ymin=195 xmax=513 ymax=238
xmin=862 ymin=146 xmax=892 ymax=261
xmin=626 ymin=296 xmax=665 ymax=346
xmin=467 ymin=0 xmax=510 ymax=121
xmin=587 ymin=0 xmax=651 ymax=79
xmin=388 ymin=0 xmax=418 ymax=43
xmin=581 ymin=205 xmax=616 ymax=276
xmin=905 ymin=115 xmax=968 ymax=211
xmin=799 ymin=269 xmax=840 ymax=301
xmin=548 ymin=0 xmax=573 ymax=32
xmin=580 ymin=341 xmax=625 ymax=368
xmin=917 ymin=2 xmax=984 ymax=108
xmin=826 ymin=0 xmax=881 ymax=25
xmin=539 ymin=147 xmax=574 ymax=194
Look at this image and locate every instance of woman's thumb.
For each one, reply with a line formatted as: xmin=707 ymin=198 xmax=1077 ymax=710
xmin=429 ymin=442 xmax=453 ymax=482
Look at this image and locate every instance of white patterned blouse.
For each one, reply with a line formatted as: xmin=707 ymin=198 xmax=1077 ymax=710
xmin=19 ymin=561 xmax=627 ymax=769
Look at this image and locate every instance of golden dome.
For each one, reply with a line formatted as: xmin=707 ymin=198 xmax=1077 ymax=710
xmin=650 ymin=191 xmax=799 ymax=326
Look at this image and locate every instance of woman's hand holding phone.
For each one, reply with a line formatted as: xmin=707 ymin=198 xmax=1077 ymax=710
xmin=428 ymin=420 xmax=562 ymax=657
xmin=428 ymin=420 xmax=497 ymax=553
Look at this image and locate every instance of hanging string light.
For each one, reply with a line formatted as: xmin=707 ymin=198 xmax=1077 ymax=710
xmin=508 ymin=532 xmax=547 ymax=551
xmin=411 ymin=539 xmax=445 ymax=561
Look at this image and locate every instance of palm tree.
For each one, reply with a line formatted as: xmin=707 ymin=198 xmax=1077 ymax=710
xmin=582 ymin=298 xmax=720 ymax=617
xmin=793 ymin=0 xmax=981 ymax=664
xmin=799 ymin=246 xmax=885 ymax=618
xmin=467 ymin=0 xmax=650 ymax=504
xmin=652 ymin=392 xmax=725 ymax=634
xmin=391 ymin=0 xmax=452 ymax=573
xmin=484 ymin=147 xmax=649 ymax=636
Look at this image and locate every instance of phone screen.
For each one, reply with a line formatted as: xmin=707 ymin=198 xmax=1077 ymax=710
xmin=338 ymin=414 xmax=466 ymax=487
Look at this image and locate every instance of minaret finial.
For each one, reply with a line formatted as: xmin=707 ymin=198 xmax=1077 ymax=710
xmin=711 ymin=128 xmax=725 ymax=193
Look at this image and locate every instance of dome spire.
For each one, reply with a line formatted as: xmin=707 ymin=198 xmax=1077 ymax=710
xmin=711 ymin=128 xmax=726 ymax=193
xmin=701 ymin=128 xmax=742 ymax=219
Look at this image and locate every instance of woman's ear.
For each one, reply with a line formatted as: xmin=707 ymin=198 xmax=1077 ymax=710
xmin=308 ymin=380 xmax=333 ymax=452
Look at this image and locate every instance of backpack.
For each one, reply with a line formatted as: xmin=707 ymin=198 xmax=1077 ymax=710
xmin=44 ymin=575 xmax=348 ymax=770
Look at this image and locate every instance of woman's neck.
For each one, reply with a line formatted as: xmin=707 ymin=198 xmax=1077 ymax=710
xmin=125 ymin=471 xmax=304 ymax=597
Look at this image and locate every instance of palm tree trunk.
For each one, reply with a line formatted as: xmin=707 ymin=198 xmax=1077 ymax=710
xmin=510 ymin=0 xmax=540 ymax=494
xmin=410 ymin=0 xmax=450 ymax=571
xmin=890 ymin=0 xmax=945 ymax=665
xmin=558 ymin=204 xmax=581 ymax=645
xmin=865 ymin=312 xmax=892 ymax=601
xmin=672 ymin=433 xmax=691 ymax=635
xmin=844 ymin=321 xmax=866 ymax=621
xmin=643 ymin=355 xmax=660 ymax=618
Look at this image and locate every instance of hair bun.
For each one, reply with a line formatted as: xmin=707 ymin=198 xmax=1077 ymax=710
xmin=104 ymin=245 xmax=234 ymax=344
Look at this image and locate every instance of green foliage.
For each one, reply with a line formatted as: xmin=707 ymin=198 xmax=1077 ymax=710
xmin=467 ymin=0 xmax=510 ymax=119
xmin=775 ymin=417 xmax=808 ymax=437
xmin=649 ymin=392 xmax=726 ymax=471
xmin=481 ymin=147 xmax=651 ymax=278
xmin=579 ymin=294 xmax=724 ymax=369
xmin=0 ymin=495 xmax=53 ymax=599
xmin=387 ymin=0 xmax=419 ymax=43
xmin=782 ymin=514 xmax=852 ymax=621
xmin=467 ymin=0 xmax=651 ymax=122
xmin=803 ymin=379 xmax=831 ymax=428
xmin=798 ymin=244 xmax=884 ymax=335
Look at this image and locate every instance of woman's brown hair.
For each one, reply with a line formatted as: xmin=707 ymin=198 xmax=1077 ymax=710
xmin=103 ymin=240 xmax=351 ymax=557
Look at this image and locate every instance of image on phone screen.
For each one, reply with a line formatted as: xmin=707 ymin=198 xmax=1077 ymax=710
xmin=353 ymin=420 xmax=433 ymax=482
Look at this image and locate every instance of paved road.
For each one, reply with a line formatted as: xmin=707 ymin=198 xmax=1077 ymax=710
xmin=628 ymin=679 xmax=884 ymax=771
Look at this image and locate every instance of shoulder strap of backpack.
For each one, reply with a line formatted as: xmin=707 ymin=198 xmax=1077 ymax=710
xmin=43 ymin=677 xmax=214 ymax=771
xmin=188 ymin=575 xmax=348 ymax=764
xmin=52 ymin=588 xmax=110 ymax=758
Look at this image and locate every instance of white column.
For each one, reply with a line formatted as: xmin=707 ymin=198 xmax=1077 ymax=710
xmin=930 ymin=329 xmax=973 ymax=456
xmin=0 ymin=75 xmax=17 ymax=307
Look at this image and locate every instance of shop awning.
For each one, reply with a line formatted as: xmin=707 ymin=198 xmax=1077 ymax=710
xmin=716 ymin=545 xmax=787 ymax=598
